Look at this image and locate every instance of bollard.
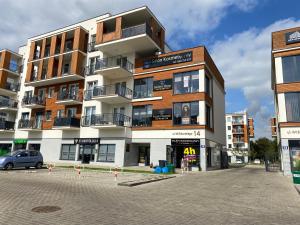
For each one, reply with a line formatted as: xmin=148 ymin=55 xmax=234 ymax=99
xmin=114 ymin=167 xmax=118 ymax=181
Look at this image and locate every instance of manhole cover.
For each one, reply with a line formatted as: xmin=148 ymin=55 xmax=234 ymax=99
xmin=31 ymin=206 xmax=61 ymax=213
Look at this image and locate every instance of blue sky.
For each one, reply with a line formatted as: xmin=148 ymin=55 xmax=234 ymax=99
xmin=1 ymin=0 xmax=300 ymax=138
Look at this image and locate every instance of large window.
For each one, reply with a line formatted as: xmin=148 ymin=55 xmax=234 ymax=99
xmin=285 ymin=92 xmax=300 ymax=121
xmin=173 ymin=71 xmax=199 ymax=94
xmin=205 ymin=75 xmax=212 ymax=96
xmin=132 ymin=105 xmax=153 ymax=127
xmin=134 ymin=77 xmax=153 ymax=99
xmin=98 ymin=144 xmax=115 ymax=162
xmin=173 ymin=101 xmax=199 ymax=125
xmin=206 ymin=105 xmax=212 ymax=128
xmin=282 ymin=55 xmax=300 ymax=83
xmin=60 ymin=144 xmax=76 ymax=160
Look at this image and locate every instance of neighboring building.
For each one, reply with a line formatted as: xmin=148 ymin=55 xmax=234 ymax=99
xmin=270 ymin=117 xmax=277 ymax=138
xmin=225 ymin=112 xmax=254 ymax=163
xmin=272 ymin=26 xmax=300 ymax=175
xmin=0 ymin=6 xmax=226 ymax=171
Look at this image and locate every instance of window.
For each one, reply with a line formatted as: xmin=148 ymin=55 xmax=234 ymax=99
xmin=228 ymin=144 xmax=232 ymax=148
xmin=206 ymin=105 xmax=212 ymax=128
xmin=18 ymin=152 xmax=29 ymax=157
xmin=282 ymin=55 xmax=300 ymax=83
xmin=205 ymin=75 xmax=212 ymax=96
xmin=173 ymin=70 xmax=199 ymax=95
xmin=228 ymin=126 xmax=231 ymax=130
xmin=285 ymin=92 xmax=300 ymax=121
xmin=57 ymin=109 xmax=64 ymax=118
xmin=45 ymin=110 xmax=52 ymax=121
xmin=60 ymin=144 xmax=76 ymax=160
xmin=228 ymin=135 xmax=232 ymax=140
xmin=227 ymin=117 xmax=231 ymax=122
xmin=134 ymin=77 xmax=153 ymax=99
xmin=48 ymin=87 xmax=54 ymax=98
xmin=29 ymin=151 xmax=38 ymax=157
xmin=98 ymin=144 xmax=115 ymax=162
xmin=67 ymin=108 xmax=77 ymax=118
xmin=132 ymin=105 xmax=152 ymax=127
xmin=173 ymin=101 xmax=199 ymax=125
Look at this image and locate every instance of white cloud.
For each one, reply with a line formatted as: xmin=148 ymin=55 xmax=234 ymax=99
xmin=211 ymin=18 xmax=300 ymax=138
xmin=0 ymin=0 xmax=258 ymax=50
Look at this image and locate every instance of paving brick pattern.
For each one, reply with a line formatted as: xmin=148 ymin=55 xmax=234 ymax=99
xmin=0 ymin=166 xmax=299 ymax=225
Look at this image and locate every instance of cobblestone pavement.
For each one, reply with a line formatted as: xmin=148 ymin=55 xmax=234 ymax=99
xmin=0 ymin=166 xmax=299 ymax=225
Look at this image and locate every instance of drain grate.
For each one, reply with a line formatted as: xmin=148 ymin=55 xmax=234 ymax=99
xmin=31 ymin=206 xmax=61 ymax=213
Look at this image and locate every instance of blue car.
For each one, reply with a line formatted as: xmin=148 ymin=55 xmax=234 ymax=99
xmin=0 ymin=150 xmax=43 ymax=170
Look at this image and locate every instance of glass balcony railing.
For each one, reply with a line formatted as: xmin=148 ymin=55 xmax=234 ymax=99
xmin=0 ymin=97 xmax=18 ymax=108
xmin=4 ymin=82 xmax=19 ymax=92
xmin=53 ymin=117 xmax=80 ymax=128
xmin=121 ymin=23 xmax=152 ymax=39
xmin=8 ymin=62 xmax=19 ymax=74
xmin=22 ymin=96 xmax=45 ymax=106
xmin=94 ymin=56 xmax=133 ymax=73
xmin=0 ymin=121 xmax=15 ymax=130
xmin=18 ymin=119 xmax=43 ymax=129
xmin=85 ymin=85 xmax=132 ymax=100
xmin=57 ymin=91 xmax=81 ymax=101
xmin=82 ymin=113 xmax=131 ymax=127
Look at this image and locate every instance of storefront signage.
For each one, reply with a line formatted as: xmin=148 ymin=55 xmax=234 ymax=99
xmin=171 ymin=139 xmax=200 ymax=146
xmin=74 ymin=138 xmax=100 ymax=145
xmin=153 ymin=79 xmax=172 ymax=91
xmin=285 ymin=30 xmax=300 ymax=44
xmin=152 ymin=108 xmax=172 ymax=120
xmin=143 ymin=51 xmax=193 ymax=69
xmin=14 ymin=139 xmax=28 ymax=144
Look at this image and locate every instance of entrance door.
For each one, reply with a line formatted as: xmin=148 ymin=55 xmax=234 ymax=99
xmin=79 ymin=144 xmax=95 ymax=164
xmin=138 ymin=146 xmax=150 ymax=166
xmin=207 ymin=147 xmax=212 ymax=168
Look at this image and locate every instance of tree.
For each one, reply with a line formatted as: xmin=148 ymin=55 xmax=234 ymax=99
xmin=249 ymin=138 xmax=279 ymax=162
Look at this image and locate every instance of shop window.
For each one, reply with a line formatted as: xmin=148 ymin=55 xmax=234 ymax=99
xmin=173 ymin=71 xmax=199 ymax=94
xmin=282 ymin=55 xmax=300 ymax=83
xmin=0 ymin=144 xmax=12 ymax=156
xmin=28 ymin=144 xmax=41 ymax=151
xmin=60 ymin=144 xmax=76 ymax=160
xmin=133 ymin=77 xmax=153 ymax=99
xmin=132 ymin=105 xmax=152 ymax=127
xmin=285 ymin=92 xmax=300 ymax=122
xmin=173 ymin=101 xmax=199 ymax=125
xmin=98 ymin=144 xmax=115 ymax=162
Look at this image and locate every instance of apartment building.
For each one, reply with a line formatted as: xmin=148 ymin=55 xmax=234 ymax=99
xmin=225 ymin=112 xmax=254 ymax=163
xmin=270 ymin=117 xmax=277 ymax=138
xmin=0 ymin=6 xmax=226 ymax=171
xmin=272 ymin=26 xmax=300 ymax=175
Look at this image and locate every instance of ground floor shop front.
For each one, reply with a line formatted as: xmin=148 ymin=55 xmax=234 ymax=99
xmin=0 ymin=137 xmax=228 ymax=171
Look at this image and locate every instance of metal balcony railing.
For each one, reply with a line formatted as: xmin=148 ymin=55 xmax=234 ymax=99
xmin=53 ymin=117 xmax=80 ymax=127
xmin=233 ymin=138 xmax=244 ymax=143
xmin=18 ymin=119 xmax=43 ymax=129
xmin=22 ymin=96 xmax=45 ymax=106
xmin=94 ymin=56 xmax=133 ymax=73
xmin=232 ymin=129 xmax=244 ymax=133
xmin=232 ymin=120 xmax=244 ymax=125
xmin=0 ymin=121 xmax=15 ymax=130
xmin=82 ymin=113 xmax=131 ymax=127
xmin=121 ymin=23 xmax=152 ymax=39
xmin=85 ymin=85 xmax=132 ymax=100
xmin=57 ymin=91 xmax=81 ymax=102
xmin=4 ymin=82 xmax=20 ymax=92
xmin=0 ymin=97 xmax=18 ymax=108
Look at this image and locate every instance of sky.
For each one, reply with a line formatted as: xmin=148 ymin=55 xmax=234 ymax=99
xmin=1 ymin=0 xmax=300 ymax=139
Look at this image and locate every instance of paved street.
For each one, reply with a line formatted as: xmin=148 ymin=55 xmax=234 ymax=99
xmin=0 ymin=166 xmax=299 ymax=225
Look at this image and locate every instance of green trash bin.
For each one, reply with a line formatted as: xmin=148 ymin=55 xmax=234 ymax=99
xmin=292 ymin=171 xmax=300 ymax=184
xmin=167 ymin=164 xmax=175 ymax=174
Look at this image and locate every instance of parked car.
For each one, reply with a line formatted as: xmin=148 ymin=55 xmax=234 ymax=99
xmin=253 ymin=159 xmax=261 ymax=164
xmin=0 ymin=150 xmax=43 ymax=170
xmin=235 ymin=159 xmax=243 ymax=164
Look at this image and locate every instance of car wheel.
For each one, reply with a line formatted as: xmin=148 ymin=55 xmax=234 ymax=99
xmin=4 ymin=163 xmax=13 ymax=170
xmin=35 ymin=162 xmax=43 ymax=169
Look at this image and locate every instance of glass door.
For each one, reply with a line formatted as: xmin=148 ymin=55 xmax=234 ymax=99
xmin=35 ymin=112 xmax=43 ymax=129
xmin=84 ymin=106 xmax=96 ymax=126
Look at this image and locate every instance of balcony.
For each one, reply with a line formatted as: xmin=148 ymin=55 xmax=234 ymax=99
xmin=0 ymin=121 xmax=15 ymax=132
xmin=0 ymin=97 xmax=18 ymax=112
xmin=95 ymin=23 xmax=161 ymax=55
xmin=82 ymin=113 xmax=131 ymax=129
xmin=232 ymin=129 xmax=244 ymax=134
xmin=0 ymin=82 xmax=20 ymax=96
xmin=53 ymin=117 xmax=80 ymax=130
xmin=18 ymin=119 xmax=43 ymax=131
xmin=85 ymin=85 xmax=132 ymax=104
xmin=232 ymin=120 xmax=244 ymax=125
xmin=22 ymin=96 xmax=45 ymax=109
xmin=233 ymin=138 xmax=245 ymax=144
xmin=56 ymin=92 xmax=82 ymax=105
xmin=90 ymin=56 xmax=133 ymax=78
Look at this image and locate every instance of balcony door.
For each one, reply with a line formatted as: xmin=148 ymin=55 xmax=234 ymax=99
xmin=87 ymin=81 xmax=97 ymax=99
xmin=35 ymin=112 xmax=43 ymax=129
xmin=37 ymin=89 xmax=45 ymax=102
xmin=69 ymin=84 xmax=79 ymax=99
xmin=113 ymin=107 xmax=125 ymax=125
xmin=84 ymin=106 xmax=96 ymax=126
xmin=67 ymin=108 xmax=77 ymax=118
xmin=115 ymin=82 xmax=126 ymax=96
